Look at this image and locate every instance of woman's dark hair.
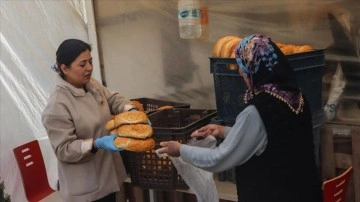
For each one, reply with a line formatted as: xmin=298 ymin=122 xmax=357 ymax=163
xmin=56 ymin=39 xmax=91 ymax=79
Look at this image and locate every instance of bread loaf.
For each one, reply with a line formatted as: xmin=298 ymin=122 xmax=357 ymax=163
xmin=132 ymin=100 xmax=144 ymax=111
xmin=277 ymin=43 xmax=313 ymax=55
xmin=297 ymin=45 xmax=313 ymax=53
xmin=114 ymin=137 xmax=155 ymax=152
xmin=220 ymin=37 xmax=241 ymax=58
xmin=118 ymin=124 xmax=153 ymax=139
xmin=280 ymin=45 xmax=295 ymax=55
xmin=213 ymin=36 xmax=314 ymax=57
xmin=212 ymin=36 xmax=239 ymax=57
xmin=157 ymin=105 xmax=174 ymax=110
xmin=114 ymin=111 xmax=149 ymax=127
xmin=110 ymin=128 xmax=118 ymax=135
xmin=105 ymin=119 xmax=116 ymax=131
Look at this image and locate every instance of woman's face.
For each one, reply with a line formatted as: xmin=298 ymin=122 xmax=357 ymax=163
xmin=239 ymin=69 xmax=251 ymax=89
xmin=61 ymin=50 xmax=93 ymax=88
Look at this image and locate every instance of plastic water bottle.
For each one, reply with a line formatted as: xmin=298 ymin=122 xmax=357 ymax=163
xmin=178 ymin=0 xmax=201 ymax=39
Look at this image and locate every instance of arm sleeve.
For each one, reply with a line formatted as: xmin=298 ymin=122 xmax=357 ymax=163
xmin=95 ymin=79 xmax=134 ymax=114
xmin=180 ymin=105 xmax=268 ymax=173
xmin=42 ymin=105 xmax=94 ymax=163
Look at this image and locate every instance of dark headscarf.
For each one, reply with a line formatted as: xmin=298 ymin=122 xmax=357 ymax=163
xmin=235 ymin=34 xmax=304 ymax=114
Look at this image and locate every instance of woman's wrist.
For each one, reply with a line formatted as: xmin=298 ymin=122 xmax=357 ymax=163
xmin=91 ymin=140 xmax=98 ymax=154
xmin=128 ymin=107 xmax=137 ymax=111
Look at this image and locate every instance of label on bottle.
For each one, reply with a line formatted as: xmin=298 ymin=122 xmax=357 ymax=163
xmin=178 ymin=9 xmax=200 ymax=19
xmin=200 ymin=6 xmax=208 ymax=25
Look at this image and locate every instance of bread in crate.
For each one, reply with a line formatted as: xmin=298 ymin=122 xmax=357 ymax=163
xmin=212 ymin=35 xmax=314 ymax=70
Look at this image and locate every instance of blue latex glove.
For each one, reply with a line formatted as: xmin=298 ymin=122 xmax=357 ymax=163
xmin=95 ymin=134 xmax=123 ymax=152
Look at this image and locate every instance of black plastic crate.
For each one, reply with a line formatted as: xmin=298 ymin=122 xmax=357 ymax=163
xmin=131 ymin=97 xmax=190 ymax=114
xmin=125 ymin=108 xmax=217 ymax=190
xmin=210 ymin=49 xmax=325 ymax=125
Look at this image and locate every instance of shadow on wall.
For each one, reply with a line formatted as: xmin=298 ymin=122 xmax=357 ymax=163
xmin=156 ymin=2 xmax=216 ymax=107
xmin=160 ymin=5 xmax=197 ymax=89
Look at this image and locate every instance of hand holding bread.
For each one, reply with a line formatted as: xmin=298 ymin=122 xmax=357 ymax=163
xmin=95 ymin=134 xmax=123 ymax=152
xmin=104 ymin=111 xmax=155 ymax=152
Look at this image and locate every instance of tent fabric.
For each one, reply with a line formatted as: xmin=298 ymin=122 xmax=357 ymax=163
xmin=1 ymin=0 xmax=359 ymax=201
xmin=0 ymin=1 xmax=94 ymax=201
xmin=94 ymin=1 xmax=359 ymax=111
xmin=95 ymin=0 xmax=337 ymax=109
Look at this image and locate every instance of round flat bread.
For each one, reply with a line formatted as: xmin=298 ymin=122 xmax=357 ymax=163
xmin=157 ymin=105 xmax=174 ymax=110
xmin=114 ymin=111 xmax=148 ymax=127
xmin=105 ymin=119 xmax=116 ymax=131
xmin=220 ymin=37 xmax=241 ymax=58
xmin=212 ymin=36 xmax=239 ymax=57
xmin=118 ymin=124 xmax=153 ymax=139
xmin=114 ymin=137 xmax=155 ymax=152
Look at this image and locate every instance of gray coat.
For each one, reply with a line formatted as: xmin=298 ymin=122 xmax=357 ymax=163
xmin=42 ymin=77 xmax=132 ymax=202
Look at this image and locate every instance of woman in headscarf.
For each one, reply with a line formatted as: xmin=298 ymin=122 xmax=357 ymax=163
xmin=158 ymin=34 xmax=323 ymax=202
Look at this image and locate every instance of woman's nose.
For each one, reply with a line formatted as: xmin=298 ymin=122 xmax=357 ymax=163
xmin=86 ymin=62 xmax=93 ymax=70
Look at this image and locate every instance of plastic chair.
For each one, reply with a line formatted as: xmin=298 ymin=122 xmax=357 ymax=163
xmin=323 ymin=166 xmax=353 ymax=202
xmin=13 ymin=140 xmax=55 ymax=202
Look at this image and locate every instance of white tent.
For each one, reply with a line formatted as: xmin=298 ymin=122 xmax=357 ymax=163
xmin=0 ymin=1 xmax=99 ymax=201
xmin=1 ymin=0 xmax=359 ymax=201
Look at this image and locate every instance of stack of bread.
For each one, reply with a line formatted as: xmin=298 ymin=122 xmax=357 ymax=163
xmin=105 ymin=111 xmax=155 ymax=152
xmin=213 ymin=35 xmax=314 ymax=60
xmin=275 ymin=43 xmax=313 ymax=55
xmin=213 ymin=35 xmax=242 ymax=58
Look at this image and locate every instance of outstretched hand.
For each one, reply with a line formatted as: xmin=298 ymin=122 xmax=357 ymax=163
xmin=157 ymin=141 xmax=181 ymax=157
xmin=191 ymin=124 xmax=225 ymax=139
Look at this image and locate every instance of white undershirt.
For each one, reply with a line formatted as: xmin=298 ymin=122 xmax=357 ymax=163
xmin=180 ymin=105 xmax=268 ymax=173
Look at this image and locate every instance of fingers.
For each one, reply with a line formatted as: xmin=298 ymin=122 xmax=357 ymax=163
xmin=191 ymin=128 xmax=210 ymax=138
xmin=160 ymin=141 xmax=169 ymax=147
xmin=191 ymin=129 xmax=200 ymax=137
xmin=157 ymin=142 xmax=169 ymax=156
xmin=156 ymin=147 xmax=167 ymax=154
xmin=197 ymin=126 xmax=209 ymax=133
xmin=158 ymin=141 xmax=181 ymax=157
